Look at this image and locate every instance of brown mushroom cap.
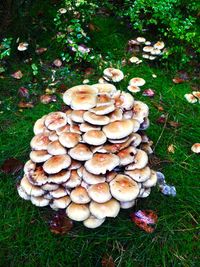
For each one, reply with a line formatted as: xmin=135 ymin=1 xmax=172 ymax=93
xmin=49 ymin=131 xmax=59 ymax=141
xmin=59 ymin=132 xmax=81 ymax=148
xmin=154 ymin=41 xmax=165 ymax=50
xmin=70 ymin=186 xmax=90 ymax=204
xmin=20 ymin=175 xmax=45 ymax=197
xmin=80 ymin=122 xmax=101 ymax=132
xmin=47 ymin=140 xmax=67 ymax=155
xmin=45 ymin=112 xmax=67 ymax=130
xmin=71 ymin=93 xmax=97 ymax=110
xmin=49 ymin=187 xmax=68 ymax=198
xmin=92 ymin=83 xmax=117 ymax=94
xmin=108 ymin=108 xmax=123 ymax=122
xmin=90 ymin=104 xmax=115 ymax=115
xmin=82 ymin=168 xmax=106 ymax=184
xmin=103 ymin=119 xmax=140 ymax=139
xmin=63 ymin=170 xmax=82 ymax=188
xmin=56 ymin=124 xmax=70 ymax=135
xmin=71 ymin=110 xmax=85 ymax=123
xmin=41 ymin=183 xmax=59 ymax=191
xmin=48 ymin=170 xmax=71 ymax=184
xmin=125 ymin=166 xmax=151 ymax=182
xmin=117 ymin=146 xmax=137 ymax=166
xmin=31 ymin=196 xmax=49 ymax=207
xmin=43 ymin=155 xmax=71 ymax=174
xmin=50 ymin=196 xmax=71 ymax=210
xmin=30 ymin=133 xmax=50 ymax=150
xmin=88 ymin=182 xmax=112 ymax=203
xmin=27 ymin=166 xmax=48 ymax=185
xmin=85 ymin=153 xmax=120 ymax=175
xmin=191 ymin=143 xmax=200 ymax=153
xmin=82 ymin=130 xmax=107 ymax=146
xmin=103 ymin=68 xmax=124 ymax=82
xmin=83 ymin=215 xmax=105 ymax=228
xmin=132 ymin=101 xmax=149 ymax=123
xmin=110 ymin=174 xmax=140 ymax=201
xmin=125 ymin=149 xmax=148 ymax=170
xmin=68 ymin=160 xmax=82 ymax=170
xmin=127 ymin=85 xmax=141 ymax=94
xmin=69 ymin=144 xmax=93 ymax=161
xmin=89 ymin=199 xmax=120 ymax=219
xmin=83 ymin=111 xmax=110 ymax=126
xmin=23 ymin=160 xmax=36 ymax=175
xmin=129 ymin=77 xmax=146 ymax=87
xmin=66 ymin=203 xmax=90 ymax=221
xmin=30 ymin=150 xmax=52 ymax=163
xmin=33 ymin=115 xmax=48 ymax=135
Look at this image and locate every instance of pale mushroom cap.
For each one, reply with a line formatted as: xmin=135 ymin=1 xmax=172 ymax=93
xmin=192 ymin=91 xmax=200 ymax=100
xmin=143 ymin=46 xmax=154 ymax=52
xmin=66 ymin=203 xmax=90 ymax=221
xmin=23 ymin=160 xmax=36 ymax=175
xmin=68 ymin=160 xmax=82 ymax=170
xmin=129 ymin=56 xmax=139 ymax=63
xmin=145 ymin=41 xmax=151 ymax=45
xmin=90 ymin=104 xmax=115 ymax=115
xmin=30 ymin=133 xmax=50 ymax=150
xmin=120 ymin=199 xmax=135 ymax=209
xmin=31 ymin=196 xmax=49 ymax=207
xmin=17 ymin=185 xmax=31 ymax=200
xmin=106 ymin=171 xmax=117 ymax=183
xmin=83 ymin=111 xmax=110 ymax=126
xmin=103 ymin=119 xmax=140 ymax=139
xmin=82 ymin=168 xmax=106 ymax=184
xmin=142 ymin=54 xmax=150 ymax=59
xmin=48 ymin=170 xmax=71 ymax=184
xmin=30 ymin=150 xmax=52 ymax=163
xmin=27 ymin=166 xmax=48 ymax=185
xmin=71 ymin=93 xmax=97 ymax=110
xmin=151 ymin=49 xmax=161 ymax=55
xmin=89 ymin=199 xmax=120 ymax=219
xmin=103 ymin=68 xmax=124 ymax=82
xmin=125 ymin=149 xmax=148 ymax=170
xmin=96 ymin=94 xmax=114 ymax=107
xmin=63 ymin=170 xmax=82 ymax=188
xmin=129 ymin=77 xmax=146 ymax=87
xmin=136 ymin=37 xmax=146 ymax=43
xmin=80 ymin=122 xmax=101 ymax=132
xmin=47 ymin=140 xmax=67 ymax=155
xmin=20 ymin=175 xmax=45 ymax=197
xmin=49 ymin=131 xmax=59 ymax=141
xmin=33 ymin=115 xmax=48 ymax=135
xmin=45 ymin=112 xmax=67 ymax=130
xmin=59 ymin=132 xmax=81 ymax=148
xmin=125 ymin=166 xmax=151 ymax=182
xmin=70 ymin=186 xmax=90 ymax=204
xmin=142 ymin=170 xmax=157 ymax=187
xmin=132 ymin=101 xmax=149 ymax=122
xmin=56 ymin=124 xmax=70 ymax=135
xmin=109 ymin=136 xmax=129 ymax=144
xmin=127 ymin=85 xmax=141 ymax=93
xmin=92 ymin=83 xmax=117 ymax=94
xmin=138 ymin=187 xmax=151 ymax=198
xmin=49 ymin=187 xmax=68 ymax=198
xmin=69 ymin=143 xmax=93 ymax=161
xmin=118 ymin=92 xmax=134 ymax=110
xmin=191 ymin=143 xmax=200 ymax=153
xmin=184 ymin=94 xmax=198 ymax=104
xmin=154 ymin=41 xmax=165 ymax=50
xmin=82 ymin=130 xmax=107 ymax=146
xmin=85 ymin=153 xmax=120 ymax=175
xmin=117 ymin=146 xmax=137 ymax=166
xmin=110 ymin=174 xmax=140 ymax=201
xmin=43 ymin=155 xmax=71 ymax=174
xmin=17 ymin=42 xmax=29 ymax=51
xmin=88 ymin=182 xmax=112 ymax=203
xmin=71 ymin=110 xmax=85 ymax=123
xmin=131 ymin=133 xmax=142 ymax=147
xmin=50 ymin=196 xmax=71 ymax=210
xmin=108 ymin=108 xmax=123 ymax=122
xmin=41 ymin=183 xmax=59 ymax=191
xmin=83 ymin=215 xmax=105 ymax=228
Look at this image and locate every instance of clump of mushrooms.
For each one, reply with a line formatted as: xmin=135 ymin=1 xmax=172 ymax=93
xmin=17 ymin=80 xmax=157 ymax=229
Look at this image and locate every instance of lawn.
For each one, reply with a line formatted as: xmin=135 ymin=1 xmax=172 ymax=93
xmin=0 ymin=5 xmax=200 ymax=267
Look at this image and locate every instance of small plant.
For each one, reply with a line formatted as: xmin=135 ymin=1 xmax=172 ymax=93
xmin=0 ymin=37 xmax=13 ymax=73
xmin=31 ymin=63 xmax=39 ymax=76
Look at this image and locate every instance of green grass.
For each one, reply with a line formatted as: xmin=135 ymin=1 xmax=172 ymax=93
xmin=0 ymin=15 xmax=200 ymax=267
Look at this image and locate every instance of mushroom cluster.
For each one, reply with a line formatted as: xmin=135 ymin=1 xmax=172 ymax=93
xmin=17 ymin=83 xmax=157 ymax=228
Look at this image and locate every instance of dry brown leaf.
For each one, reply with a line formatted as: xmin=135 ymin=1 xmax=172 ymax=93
xmin=18 ymin=101 xmax=34 ymax=108
xmin=167 ymin=144 xmax=175 ymax=154
xmin=172 ymin=77 xmax=184 ymax=84
xmin=101 ymin=255 xmax=115 ymax=267
xmin=168 ymin=121 xmax=180 ymax=128
xmin=1 ymin=158 xmax=23 ymax=174
xmin=11 ymin=70 xmax=23 ymax=79
xmin=49 ymin=212 xmax=73 ymax=235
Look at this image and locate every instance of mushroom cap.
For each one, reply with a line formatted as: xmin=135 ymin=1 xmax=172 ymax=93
xmin=129 ymin=56 xmax=140 ymax=63
xmin=80 ymin=122 xmax=101 ymax=132
xmin=127 ymin=85 xmax=141 ymax=93
xmin=83 ymin=215 xmax=105 ymax=228
xmin=123 ymin=110 xmax=133 ymax=120
xmin=49 ymin=131 xmax=59 ymax=141
xmin=142 ymin=170 xmax=157 ymax=188
xmin=191 ymin=143 xmax=200 ymax=153
xmin=48 ymin=170 xmax=71 ymax=184
xmin=49 ymin=187 xmax=68 ymax=198
xmin=71 ymin=93 xmax=97 ymax=110
xmin=88 ymin=182 xmax=112 ymax=203
xmin=30 ymin=133 xmax=50 ymax=150
xmin=43 ymin=155 xmax=71 ymax=174
xmin=110 ymin=174 xmax=140 ymax=201
xmin=71 ymin=110 xmax=85 ymax=123
xmin=17 ymin=42 xmax=29 ymax=51
xmin=89 ymin=199 xmax=120 ymax=219
xmin=120 ymin=199 xmax=135 ymax=209
xmin=92 ymin=83 xmax=117 ymax=94
xmin=63 ymin=170 xmax=82 ymax=188
xmin=90 ymin=104 xmax=115 ymax=115
xmin=82 ymin=130 xmax=107 ymax=146
xmin=103 ymin=68 xmax=124 ymax=82
xmin=103 ymin=119 xmax=140 ymax=139
xmin=66 ymin=203 xmax=90 ymax=221
xmin=136 ymin=37 xmax=146 ymax=43
xmin=20 ymin=175 xmax=44 ymax=197
xmin=82 ymin=168 xmax=106 ymax=184
xmin=138 ymin=187 xmax=151 ymax=198
xmin=116 ymin=92 xmax=134 ymax=110
xmin=108 ymin=136 xmax=129 ymax=144
xmin=108 ymin=108 xmax=123 ymax=122
xmin=47 ymin=140 xmax=67 ymax=155
xmin=56 ymin=124 xmax=70 ymax=135
xmin=30 ymin=150 xmax=52 ymax=163
xmin=125 ymin=149 xmax=148 ymax=170
xmin=59 ymin=132 xmax=81 ymax=148
xmin=41 ymin=183 xmax=59 ymax=191
xmin=143 ymin=46 xmax=154 ymax=52
xmin=31 ymin=196 xmax=49 ymax=207
xmin=117 ymin=146 xmax=137 ymax=166
xmin=106 ymin=171 xmax=117 ymax=183
xmin=45 ymin=112 xmax=67 ymax=130
xmin=132 ymin=101 xmax=149 ymax=122
xmin=154 ymin=41 xmax=165 ymax=50
xmin=125 ymin=166 xmax=151 ymax=182
xmin=50 ymin=196 xmax=71 ymax=210
xmin=63 ymin=85 xmax=98 ymax=106
xmin=68 ymin=160 xmax=82 ymax=170
xmin=129 ymin=77 xmax=146 ymax=87
xmin=85 ymin=153 xmax=120 ymax=175
xmin=70 ymin=186 xmax=90 ymax=204
xmin=151 ymin=49 xmax=161 ymax=55
xmin=23 ymin=160 xmax=36 ymax=175
xmin=96 ymin=94 xmax=114 ymax=107
xmin=83 ymin=111 xmax=110 ymax=126
xmin=17 ymin=185 xmax=31 ymax=200
xmin=27 ymin=166 xmax=48 ymax=185
xmin=139 ymin=117 xmax=150 ymax=130
xmin=33 ymin=115 xmax=48 ymax=135
xmin=184 ymin=94 xmax=198 ymax=104
xmin=69 ymin=144 xmax=93 ymax=161
xmin=131 ymin=133 xmax=142 ymax=147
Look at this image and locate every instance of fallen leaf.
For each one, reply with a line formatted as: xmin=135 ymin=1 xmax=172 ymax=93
xmin=168 ymin=121 xmax=180 ymax=128
xmin=130 ymin=210 xmax=158 ymax=233
xmin=83 ymin=79 xmax=89 ymax=84
xmin=11 ymin=70 xmax=23 ymax=79
xmin=40 ymin=94 xmax=57 ymax=104
xmin=167 ymin=144 xmax=175 ymax=153
xmin=35 ymin=47 xmax=47 ymax=55
xmin=101 ymin=255 xmax=115 ymax=267
xmin=1 ymin=158 xmax=23 ymax=174
xmin=18 ymin=87 xmax=29 ymax=98
xmin=156 ymin=114 xmax=166 ymax=124
xmin=84 ymin=67 xmax=94 ymax=75
xmin=153 ymin=102 xmax=164 ymax=111
xmin=142 ymin=89 xmax=155 ymax=97
xmin=18 ymin=101 xmax=34 ymax=108
xmin=172 ymin=77 xmax=184 ymax=84
xmin=53 ymin=59 xmax=62 ymax=67
xmin=49 ymin=212 xmax=73 ymax=235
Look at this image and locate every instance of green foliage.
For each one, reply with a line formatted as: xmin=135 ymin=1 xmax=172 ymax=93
xmin=0 ymin=37 xmax=13 ymax=73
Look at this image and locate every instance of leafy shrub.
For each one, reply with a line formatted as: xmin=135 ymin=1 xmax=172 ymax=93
xmin=0 ymin=37 xmax=13 ymax=73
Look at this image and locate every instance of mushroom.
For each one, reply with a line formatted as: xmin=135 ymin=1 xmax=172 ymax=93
xmin=63 ymin=170 xmax=82 ymax=188
xmin=50 ymin=196 xmax=71 ymax=210
xmin=69 ymin=143 xmax=93 ymax=161
xmin=70 ymin=186 xmax=90 ymax=204
xmin=66 ymin=203 xmax=90 ymax=221
xmin=33 ymin=115 xmax=48 ymax=135
xmin=103 ymin=68 xmax=124 ymax=82
xmin=82 ymin=130 xmax=107 ymax=146
xmin=82 ymin=168 xmax=106 ymax=184
xmin=89 ymin=199 xmax=120 ymax=219
xmin=30 ymin=133 xmax=50 ymax=150
xmin=154 ymin=41 xmax=165 ymax=50
xmin=125 ymin=166 xmax=151 ymax=182
xmin=90 ymin=104 xmax=115 ymax=115
xmin=48 ymin=170 xmax=71 ymax=184
xmin=129 ymin=78 xmax=146 ymax=87
xmin=92 ymin=83 xmax=117 ymax=95
xmin=31 ymin=196 xmax=49 ymax=207
xmin=47 ymin=141 xmax=67 ymax=155
xmin=125 ymin=149 xmax=148 ymax=170
xmin=45 ymin=112 xmax=67 ymax=130
xmin=117 ymin=146 xmax=137 ymax=166
xmin=143 ymin=46 xmax=153 ymax=52
xmin=59 ymin=132 xmax=81 ymax=148
xmin=88 ymin=183 xmax=112 ymax=203
xmin=83 ymin=111 xmax=110 ymax=125
xmin=191 ymin=143 xmax=200 ymax=153
xmin=120 ymin=200 xmax=135 ymax=209
xmin=20 ymin=175 xmax=45 ymax=197
xmin=30 ymin=150 xmax=52 ymax=163
xmin=136 ymin=37 xmax=146 ymax=43
xmin=127 ymin=85 xmax=141 ymax=94
xmin=17 ymin=42 xmax=29 ymax=51
xmin=83 ymin=215 xmax=105 ymax=228
xmin=43 ymin=155 xmax=71 ymax=174
xmin=142 ymin=170 xmax=157 ymax=188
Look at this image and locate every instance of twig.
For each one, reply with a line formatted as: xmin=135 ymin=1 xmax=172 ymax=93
xmin=153 ymin=113 xmax=169 ymax=152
